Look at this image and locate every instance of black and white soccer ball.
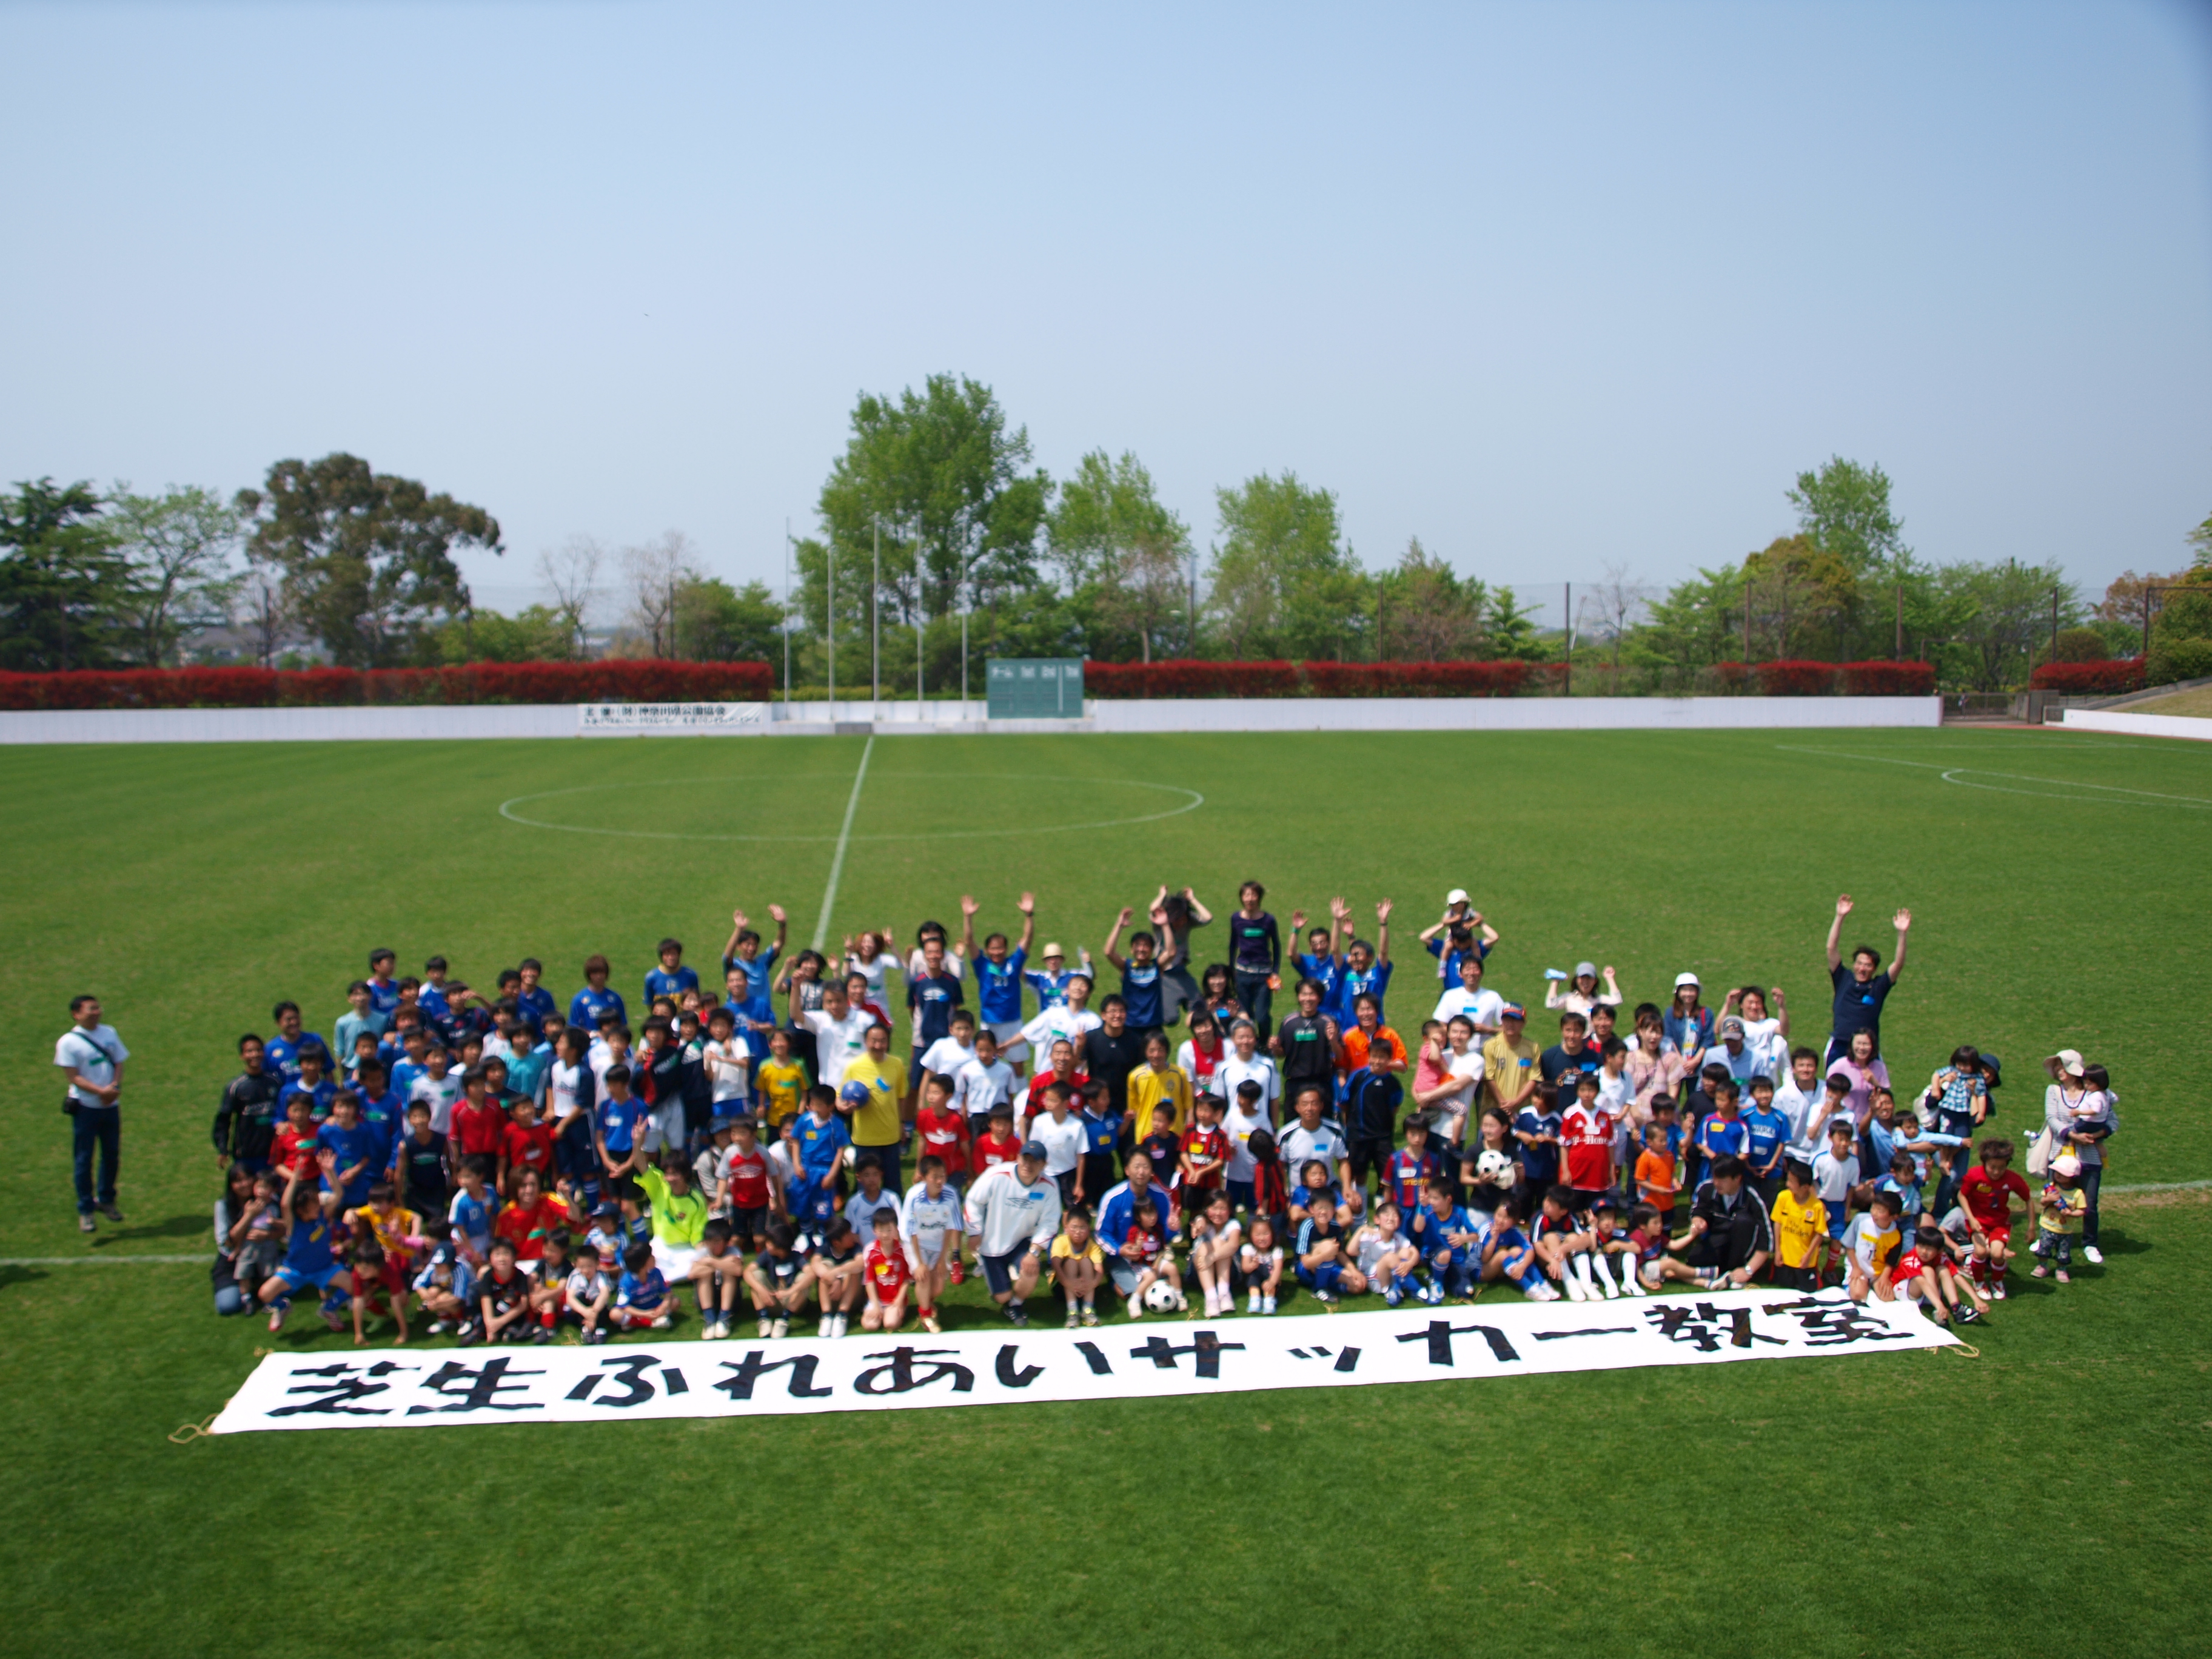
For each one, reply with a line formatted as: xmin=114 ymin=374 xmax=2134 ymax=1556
xmin=1142 ymin=1279 xmax=1186 ymax=1312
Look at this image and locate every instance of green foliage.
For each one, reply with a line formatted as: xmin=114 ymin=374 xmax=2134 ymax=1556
xmin=434 ymin=605 xmax=576 ymax=664
xmin=2150 ymin=565 xmax=2212 ymax=646
xmin=2146 ymin=635 xmax=2212 ymax=684
xmin=1933 ymin=557 xmax=2080 ymax=691
xmin=236 ymin=454 xmax=501 ymax=668
xmin=1206 ymin=472 xmax=1370 ymax=660
xmin=807 ymin=375 xmax=1051 ymax=630
xmin=674 ymin=576 xmax=783 ymax=663
xmin=1787 ymin=455 xmax=1911 ymax=572
xmin=2034 ymin=627 xmax=2114 ymax=667
xmin=1048 ymin=452 xmax=1192 ymax=662
xmin=0 ymin=478 xmax=131 ymax=671
xmin=2188 ymin=510 xmax=2211 ymax=568
xmin=104 ymin=486 xmax=244 ymax=666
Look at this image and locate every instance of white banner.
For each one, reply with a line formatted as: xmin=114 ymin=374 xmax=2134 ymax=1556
xmin=210 ymin=1289 xmax=1952 ymax=1434
xmin=577 ymin=702 xmax=768 ymax=731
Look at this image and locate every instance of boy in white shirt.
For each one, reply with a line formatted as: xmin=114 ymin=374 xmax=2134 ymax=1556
xmin=703 ymin=1007 xmax=751 ymax=1118
xmin=953 ymin=1033 xmax=1019 ymax=1141
xmin=918 ymin=1008 xmax=979 ymax=1087
xmin=1351 ymin=1200 xmax=1419 ymax=1306
xmin=1811 ymin=1121 xmax=1862 ymax=1242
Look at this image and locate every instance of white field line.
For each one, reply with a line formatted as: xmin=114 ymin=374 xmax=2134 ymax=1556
xmin=812 ymin=734 xmax=874 ymax=951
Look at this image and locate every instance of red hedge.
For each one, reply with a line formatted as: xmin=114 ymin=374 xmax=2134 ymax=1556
xmin=1840 ymin=660 xmax=1937 ymax=695
xmin=0 ymin=660 xmax=774 ymax=711
xmin=1754 ymin=660 xmax=1841 ymax=696
xmin=1085 ymin=660 xmax=1553 ymax=699
xmin=2029 ymin=657 xmax=2145 ymax=694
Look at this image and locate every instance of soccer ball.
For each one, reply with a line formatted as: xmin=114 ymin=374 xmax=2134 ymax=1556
xmin=1475 ymin=1149 xmax=1515 ymax=1187
xmin=1142 ymin=1279 xmax=1186 ymax=1313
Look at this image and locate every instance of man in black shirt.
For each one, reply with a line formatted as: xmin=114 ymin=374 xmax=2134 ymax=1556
xmin=1082 ymin=996 xmax=1147 ymax=1119
xmin=1272 ymin=978 xmax=1338 ymax=1110
xmin=1681 ymin=1156 xmax=1774 ymax=1289
xmin=1823 ymin=893 xmax=1911 ymax=1064
xmin=1538 ymin=1011 xmax=1601 ymax=1088
xmin=213 ymin=1035 xmax=283 ymax=1169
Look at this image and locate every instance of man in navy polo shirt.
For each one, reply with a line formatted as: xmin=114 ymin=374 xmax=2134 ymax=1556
xmin=1823 ymin=894 xmax=1911 ymax=1064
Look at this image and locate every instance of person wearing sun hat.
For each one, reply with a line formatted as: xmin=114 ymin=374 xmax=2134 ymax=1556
xmin=1663 ymin=972 xmax=1712 ymax=1072
xmin=2042 ymin=1048 xmax=2113 ymax=1265
xmin=1420 ymin=889 xmax=1500 ymax=984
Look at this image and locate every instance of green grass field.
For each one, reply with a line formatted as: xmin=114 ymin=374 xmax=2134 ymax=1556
xmin=4 ymin=726 xmax=2208 ymax=1659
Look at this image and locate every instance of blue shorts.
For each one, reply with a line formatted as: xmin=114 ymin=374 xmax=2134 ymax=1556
xmin=1295 ymin=1261 xmax=1344 ymax=1294
xmin=980 ymin=1248 xmax=1031 ymax=1298
xmin=270 ymin=1263 xmax=346 ymax=1296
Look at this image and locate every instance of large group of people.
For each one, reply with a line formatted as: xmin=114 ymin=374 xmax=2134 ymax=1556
xmin=58 ymin=884 xmax=2120 ymax=1348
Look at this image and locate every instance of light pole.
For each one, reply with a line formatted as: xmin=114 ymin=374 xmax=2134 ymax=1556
xmin=871 ymin=517 xmax=881 ymax=719
xmin=782 ymin=518 xmax=791 ymax=712
xmin=826 ymin=533 xmax=836 ymax=709
xmin=914 ymin=518 xmax=924 ymax=714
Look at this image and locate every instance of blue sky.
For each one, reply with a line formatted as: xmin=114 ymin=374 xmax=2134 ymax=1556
xmin=3 ymin=1 xmax=2207 ymax=621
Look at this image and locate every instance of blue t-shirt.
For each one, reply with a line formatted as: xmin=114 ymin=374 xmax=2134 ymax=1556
xmin=1424 ymin=936 xmax=1492 ymax=980
xmin=1698 ymin=1114 xmax=1749 ymax=1162
xmin=318 ymin=1121 xmax=378 ymax=1205
xmin=1080 ymin=1107 xmax=1121 ymax=1155
xmin=1295 ymin=952 xmax=1343 ymax=1011
xmin=569 ymin=985 xmax=627 ymax=1034
xmin=365 ymin=979 xmax=403 ymax=1018
xmin=595 ymin=1095 xmax=648 ymax=1155
xmin=516 ymin=985 xmax=557 ymax=1027
xmin=796 ymin=1112 xmax=851 ymax=1180
xmin=283 ymin=1211 xmax=337 ymax=1275
xmin=907 ymin=972 xmax=964 ymax=1045
xmin=974 ymin=948 xmax=1027 ymax=1025
xmin=264 ymin=1034 xmax=330 ymax=1086
xmin=645 ymin=963 xmax=700 ymax=1003
xmin=1743 ymin=1105 xmax=1789 ymax=1171
xmin=1406 ymin=1202 xmax=1477 ymax=1265
xmin=617 ymin=1267 xmax=669 ymax=1310
xmin=278 ymin=1076 xmax=337 ymax=1121
xmin=1513 ymin=1107 xmax=1562 ymax=1182
xmin=1119 ymin=960 xmax=1164 ymax=1030
xmin=1828 ymin=962 xmax=1894 ymax=1046
xmin=448 ymin=1188 xmax=496 ymax=1248
xmin=1023 ymin=966 xmax=1077 ymax=1010
xmin=1336 ymin=961 xmax=1393 ymax=1025
xmin=503 ymin=1044 xmax=551 ymax=1105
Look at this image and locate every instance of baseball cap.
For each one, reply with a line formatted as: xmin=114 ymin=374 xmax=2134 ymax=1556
xmin=1718 ymin=1016 xmax=1746 ymax=1037
xmin=1590 ymin=1191 xmax=1622 ymax=1212
xmin=1041 ymin=942 xmax=1065 ymax=959
xmin=839 ymin=1081 xmax=873 ymax=1108
xmin=1500 ymin=1002 xmax=1526 ymax=1020
xmin=2051 ymin=1153 xmax=2082 ymax=1179
xmin=1673 ymin=971 xmax=1701 ymax=990
xmin=1446 ymin=888 xmax=1470 ymax=906
xmin=1574 ymin=961 xmax=1597 ymax=979
xmin=1019 ymin=1139 xmax=1048 ymax=1161
xmin=2050 ymin=1048 xmax=2085 ymax=1079
xmin=592 ymin=1201 xmax=618 ymax=1218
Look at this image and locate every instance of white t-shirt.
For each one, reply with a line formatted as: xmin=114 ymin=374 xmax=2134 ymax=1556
xmin=899 ymin=1182 xmax=965 ymax=1260
xmin=919 ymin=1036 xmax=975 ymax=1080
xmin=1355 ymin=1225 xmax=1409 ymax=1275
xmin=1213 ymin=1054 xmax=1281 ymax=1117
xmin=799 ymin=1007 xmax=878 ymax=1091
xmin=1438 ymin=1047 xmax=1484 ymax=1118
xmin=1031 ymin=1111 xmax=1087 ymax=1176
xmin=411 ymin=1071 xmax=461 ymax=1134
xmin=1432 ymin=986 xmax=1506 ymax=1033
xmin=953 ymin=1056 xmax=1019 ymax=1120
xmin=55 ymin=1024 xmax=129 ymax=1104
xmin=1222 ymin=1102 xmax=1269 ymax=1182
xmin=547 ymin=1059 xmax=587 ymax=1121
xmin=1282 ymin=1122 xmax=1349 ymax=1179
xmin=1739 ymin=1017 xmax=1786 ymax=1079
xmin=704 ymin=1037 xmax=751 ymax=1104
xmin=1842 ymin=1210 xmax=1899 ymax=1275
xmin=1596 ymin=1065 xmax=1636 ymax=1115
xmin=845 ymin=951 xmax=892 ymax=1000
xmin=1021 ymin=1004 xmax=1100 ymax=1059
xmin=1775 ymin=1077 xmax=1828 ymax=1155
xmin=1811 ymin=1148 xmax=1859 ymax=1204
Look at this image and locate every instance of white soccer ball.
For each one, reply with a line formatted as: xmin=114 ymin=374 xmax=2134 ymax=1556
xmin=1142 ymin=1279 xmax=1185 ymax=1313
xmin=1475 ymin=1149 xmax=1516 ymax=1187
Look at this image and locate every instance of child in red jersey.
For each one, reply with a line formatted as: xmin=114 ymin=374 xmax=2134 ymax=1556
xmin=860 ymin=1209 xmax=912 ymax=1332
xmin=1178 ymin=1094 xmax=1231 ymax=1205
xmin=498 ymin=1095 xmax=556 ymax=1198
xmin=973 ymin=1104 xmax=1025 ymax=1183
xmin=1955 ymin=1137 xmax=2032 ymax=1299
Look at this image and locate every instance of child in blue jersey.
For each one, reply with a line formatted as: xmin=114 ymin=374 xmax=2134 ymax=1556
xmin=1404 ymin=1173 xmax=1481 ymax=1300
xmin=1480 ymin=1198 xmax=1552 ymax=1298
xmin=568 ymin=954 xmax=626 ymax=1036
xmin=963 ymin=892 xmax=1034 ymax=1065
xmin=592 ymin=1063 xmax=649 ymax=1183
xmin=1332 ymin=902 xmax=1394 ymax=1026
xmin=411 ymin=1224 xmax=476 ymax=1335
xmin=1696 ymin=1079 xmax=1750 ymax=1167
xmin=317 ymin=1091 xmax=380 ymax=1211
xmin=447 ymin=1155 xmax=498 ymax=1266
xmin=1293 ymin=1190 xmax=1351 ymax=1302
xmin=1103 ymin=908 xmax=1167 ymax=1037
xmin=258 ymin=1159 xmax=348 ymax=1333
xmin=1289 ymin=904 xmax=1346 ymax=1016
xmin=1384 ymin=1117 xmax=1443 ymax=1217
xmin=1022 ymin=942 xmax=1089 ymax=1016
xmin=366 ymin=949 xmax=402 ymax=1018
xmin=1512 ymin=1085 xmax=1564 ymax=1205
xmin=644 ymin=936 xmax=699 ymax=1005
xmin=611 ymin=1240 xmax=675 ymax=1331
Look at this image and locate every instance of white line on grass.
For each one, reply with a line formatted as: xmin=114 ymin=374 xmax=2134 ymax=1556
xmin=1772 ymin=746 xmax=2212 ymax=807
xmin=2103 ymin=1179 xmax=2212 ymax=1195
xmin=812 ymin=734 xmax=874 ymax=951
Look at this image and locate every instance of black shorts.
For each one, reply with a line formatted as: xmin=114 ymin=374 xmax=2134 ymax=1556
xmin=980 ymin=1248 xmax=1032 ymax=1298
xmin=1348 ymin=1137 xmax=1393 ymax=1185
xmin=1772 ymin=1265 xmax=1819 ymax=1292
xmin=729 ymin=1205 xmax=769 ymax=1244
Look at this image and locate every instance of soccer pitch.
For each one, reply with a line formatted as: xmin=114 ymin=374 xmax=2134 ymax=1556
xmin=2 ymin=726 xmax=2207 ymax=1659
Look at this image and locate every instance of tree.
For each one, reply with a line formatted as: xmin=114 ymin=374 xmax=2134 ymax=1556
xmin=1377 ymin=537 xmax=1485 ymax=660
xmin=1577 ymin=561 xmax=1651 ymax=673
xmin=2189 ymin=511 xmax=2211 ymax=569
xmin=435 ymin=605 xmax=575 ymax=663
xmin=1936 ymin=558 xmax=2078 ymax=691
xmin=1047 ymin=451 xmax=1195 ymax=662
xmin=237 ymin=454 xmax=500 ymax=668
xmin=803 ymin=375 xmax=1051 ymax=637
xmin=0 ymin=478 xmax=131 ymax=671
xmin=106 ymin=485 xmax=243 ymax=666
xmin=620 ymin=532 xmax=689 ymax=657
xmin=1206 ymin=472 xmax=1369 ymax=660
xmin=538 ymin=536 xmax=604 ymax=657
xmin=1788 ymin=457 xmax=1910 ymax=573
xmin=1741 ymin=534 xmax=1857 ymax=659
xmin=674 ymin=576 xmax=783 ymax=662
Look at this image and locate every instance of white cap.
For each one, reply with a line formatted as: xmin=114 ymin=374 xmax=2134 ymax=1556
xmin=2050 ymin=1048 xmax=2085 ymax=1079
xmin=1446 ymin=888 xmax=1470 ymax=907
xmin=1575 ymin=961 xmax=1597 ymax=979
xmin=1041 ymin=942 xmax=1065 ymax=960
xmin=1674 ymin=971 xmax=1701 ymax=990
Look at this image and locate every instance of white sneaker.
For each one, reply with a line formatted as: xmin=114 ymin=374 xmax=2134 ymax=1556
xmin=1623 ymin=1272 xmax=1647 ymax=1296
xmin=1563 ymin=1276 xmax=1588 ymax=1302
xmin=1526 ymin=1281 xmax=1561 ymax=1301
xmin=2082 ymin=1245 xmax=2103 ymax=1265
xmin=1127 ymin=1300 xmax=1142 ymax=1320
xmin=770 ymin=1316 xmax=789 ymax=1338
xmin=1247 ymin=1289 xmax=1261 ymax=1314
xmin=1261 ymin=1295 xmax=1276 ymax=1314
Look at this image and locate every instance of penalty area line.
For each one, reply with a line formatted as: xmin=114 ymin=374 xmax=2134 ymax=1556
xmin=812 ymin=734 xmax=874 ymax=951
